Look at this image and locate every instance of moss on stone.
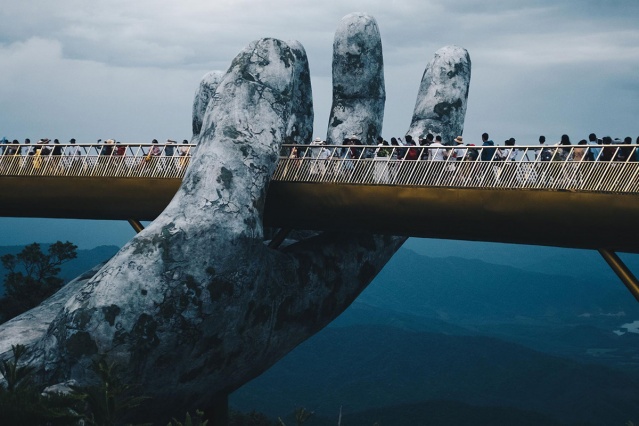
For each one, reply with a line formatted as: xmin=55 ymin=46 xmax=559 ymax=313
xmin=245 ymin=300 xmax=272 ymax=328
xmin=216 ymin=167 xmax=233 ymax=189
xmin=208 ymin=276 xmax=235 ymax=300
xmin=185 ymin=275 xmax=202 ymax=298
xmin=447 ymin=61 xmax=465 ymax=79
xmin=71 ymin=307 xmax=96 ymax=330
xmin=102 ymin=305 xmax=121 ymax=327
xmin=275 ymin=296 xmax=316 ymax=331
xmin=131 ymin=314 xmax=160 ymax=352
xmin=330 ymin=116 xmax=344 ymax=128
xmin=433 ymin=99 xmax=463 ymax=119
xmin=65 ymin=331 xmax=98 ymax=360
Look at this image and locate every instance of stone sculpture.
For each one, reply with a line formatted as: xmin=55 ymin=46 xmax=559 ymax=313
xmin=327 ymin=12 xmax=385 ymax=145
xmin=192 ymin=70 xmax=224 ymax=136
xmin=0 ymin=13 xmax=470 ymax=424
xmin=283 ymin=40 xmax=314 ymax=146
xmin=407 ymin=45 xmax=471 ymax=144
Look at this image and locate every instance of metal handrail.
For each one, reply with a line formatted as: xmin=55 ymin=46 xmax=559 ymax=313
xmin=0 ymin=143 xmax=194 ymax=179
xmin=272 ymin=143 xmax=639 ymax=194
xmin=2 ymin=142 xmax=639 ymax=194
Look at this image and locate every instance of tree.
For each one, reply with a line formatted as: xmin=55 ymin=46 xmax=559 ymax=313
xmin=0 ymin=241 xmax=77 ymax=323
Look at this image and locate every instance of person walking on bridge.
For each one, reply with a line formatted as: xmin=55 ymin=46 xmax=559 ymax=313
xmin=588 ymin=133 xmax=601 ymax=161
xmin=480 ymin=133 xmax=495 ymax=161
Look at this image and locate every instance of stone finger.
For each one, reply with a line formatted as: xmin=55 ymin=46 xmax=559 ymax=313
xmin=407 ymin=45 xmax=471 ymax=143
xmin=326 ymin=12 xmax=385 ymax=145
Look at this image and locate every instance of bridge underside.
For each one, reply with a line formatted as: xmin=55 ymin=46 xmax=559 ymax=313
xmin=0 ymin=177 xmax=180 ymax=222
xmin=265 ymin=182 xmax=639 ymax=253
xmin=2 ymin=176 xmax=638 ymax=253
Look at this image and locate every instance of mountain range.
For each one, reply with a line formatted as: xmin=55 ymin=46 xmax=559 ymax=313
xmin=231 ymin=242 xmax=639 ymax=425
xmin=2 ymin=240 xmax=639 ymax=424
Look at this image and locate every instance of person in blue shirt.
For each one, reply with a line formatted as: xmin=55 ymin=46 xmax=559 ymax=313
xmin=0 ymin=137 xmax=7 ymax=155
xmin=480 ymin=132 xmax=495 ymax=161
xmin=588 ymin=133 xmax=601 ymax=161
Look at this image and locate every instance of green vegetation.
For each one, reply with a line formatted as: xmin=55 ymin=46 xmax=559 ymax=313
xmin=0 ymin=346 xmax=151 ymax=426
xmin=168 ymin=410 xmax=208 ymax=426
xmin=0 ymin=344 xmax=83 ymax=425
xmin=71 ymin=358 xmax=151 ymax=426
xmin=228 ymin=410 xmax=272 ymax=425
xmin=277 ymin=407 xmax=313 ymax=426
xmin=0 ymin=343 xmax=33 ymax=391
xmin=0 ymin=241 xmax=77 ymax=323
xmin=0 ymin=345 xmax=277 ymax=425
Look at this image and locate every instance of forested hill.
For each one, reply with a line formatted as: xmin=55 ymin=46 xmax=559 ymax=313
xmin=352 ymin=247 xmax=639 ymax=368
xmin=0 ymin=245 xmax=119 ymax=296
xmin=232 ymin=245 xmax=639 ymax=425
xmin=232 ymin=324 xmax=639 ymax=425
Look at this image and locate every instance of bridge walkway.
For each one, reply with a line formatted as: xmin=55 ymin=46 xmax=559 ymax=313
xmin=2 ymin=141 xmax=639 ymax=300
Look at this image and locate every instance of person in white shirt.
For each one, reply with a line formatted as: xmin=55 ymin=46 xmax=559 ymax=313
xmin=373 ymin=138 xmax=391 ymax=183
xmin=310 ymin=136 xmax=323 ymax=158
xmin=429 ymin=137 xmax=445 ymax=161
xmin=501 ymin=138 xmax=517 ymax=161
xmin=453 ymin=136 xmax=467 ymax=160
xmin=310 ymin=139 xmax=331 ymax=175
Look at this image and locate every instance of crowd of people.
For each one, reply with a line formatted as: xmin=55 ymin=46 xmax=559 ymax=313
xmin=3 ymin=132 xmax=638 ymax=182
xmin=293 ymin=132 xmax=639 ymax=164
xmin=0 ymin=137 xmax=192 ymax=157
xmin=0 ymin=138 xmax=193 ymax=173
xmin=282 ymin=132 xmax=639 ymax=185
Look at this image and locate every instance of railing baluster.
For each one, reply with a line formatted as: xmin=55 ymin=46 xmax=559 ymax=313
xmin=1 ymin=142 xmax=638 ymax=196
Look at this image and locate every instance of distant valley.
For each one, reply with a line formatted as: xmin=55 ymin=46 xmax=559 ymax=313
xmin=232 ymin=324 xmax=639 ymax=425
xmin=2 ymin=241 xmax=639 ymax=424
xmin=232 ymin=243 xmax=639 ymax=425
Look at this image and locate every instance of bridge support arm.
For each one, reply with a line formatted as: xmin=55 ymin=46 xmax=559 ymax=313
xmin=267 ymin=228 xmax=291 ymax=249
xmin=598 ymin=249 xmax=639 ymax=303
xmin=127 ymin=219 xmax=145 ymax=234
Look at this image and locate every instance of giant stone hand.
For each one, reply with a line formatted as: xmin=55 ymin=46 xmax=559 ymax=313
xmin=0 ymin=12 xmax=470 ymax=422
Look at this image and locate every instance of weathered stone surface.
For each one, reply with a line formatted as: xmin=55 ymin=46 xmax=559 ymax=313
xmin=0 ymin=263 xmax=104 ymax=364
xmin=0 ymin=36 xmax=405 ymax=421
xmin=284 ymin=40 xmax=314 ymax=145
xmin=407 ymin=45 xmax=471 ymax=144
xmin=326 ymin=12 xmax=385 ymax=145
xmin=192 ymin=70 xmax=224 ymax=136
xmin=0 ymin=15 xmax=472 ymax=423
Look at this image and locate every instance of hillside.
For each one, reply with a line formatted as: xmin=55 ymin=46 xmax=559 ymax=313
xmin=231 ymin=325 xmax=639 ymax=426
xmin=360 ymin=248 xmax=639 ymax=325
xmin=232 ymin=244 xmax=639 ymax=425
xmin=0 ymin=245 xmax=119 ymax=296
xmin=354 ymin=247 xmax=639 ymax=368
xmin=3 ymin=241 xmax=639 ymax=425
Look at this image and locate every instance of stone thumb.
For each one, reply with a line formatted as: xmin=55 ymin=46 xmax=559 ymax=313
xmin=163 ymin=38 xmax=310 ymax=242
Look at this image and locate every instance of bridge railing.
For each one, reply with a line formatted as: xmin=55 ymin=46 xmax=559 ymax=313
xmin=272 ymin=143 xmax=639 ymax=194
xmin=0 ymin=143 xmax=194 ymax=178
xmin=2 ymin=142 xmax=639 ymax=194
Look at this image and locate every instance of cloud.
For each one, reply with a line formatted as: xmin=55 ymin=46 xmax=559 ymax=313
xmin=1 ymin=0 xmax=639 ymax=248
xmin=0 ymin=0 xmax=637 ymax=144
xmin=0 ymin=37 xmax=205 ymax=142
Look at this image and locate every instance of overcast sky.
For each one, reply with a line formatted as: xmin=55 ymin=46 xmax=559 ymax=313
xmin=1 ymin=0 xmax=638 ymax=248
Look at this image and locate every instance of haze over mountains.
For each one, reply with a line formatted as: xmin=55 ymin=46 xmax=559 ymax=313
xmin=2 ymin=240 xmax=638 ymax=424
xmin=231 ymin=241 xmax=639 ymax=425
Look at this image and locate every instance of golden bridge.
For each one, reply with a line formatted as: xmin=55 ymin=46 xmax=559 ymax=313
xmin=1 ymin=142 xmax=639 ymax=300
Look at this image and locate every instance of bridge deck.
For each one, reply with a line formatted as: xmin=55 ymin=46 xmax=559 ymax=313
xmin=1 ymin=143 xmax=639 ymax=252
